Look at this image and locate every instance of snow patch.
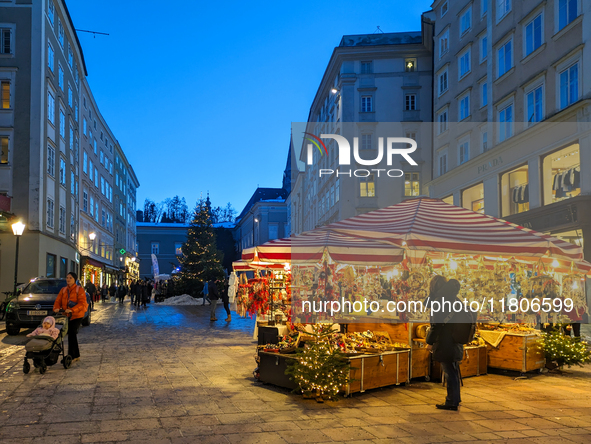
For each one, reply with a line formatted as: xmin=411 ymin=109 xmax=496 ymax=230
xmin=157 ymin=294 xmax=202 ymax=305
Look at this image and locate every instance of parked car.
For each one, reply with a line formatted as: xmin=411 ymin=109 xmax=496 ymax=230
xmin=5 ymin=278 xmax=91 ymax=336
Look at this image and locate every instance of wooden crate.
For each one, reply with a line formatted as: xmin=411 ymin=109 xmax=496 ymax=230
xmin=431 ymin=345 xmax=488 ymax=381
xmin=346 ymin=350 xmax=410 ymax=395
xmin=487 ymin=333 xmax=544 ymax=373
xmin=411 ymin=347 xmax=431 ymax=379
xmin=258 ymin=352 xmax=298 ymax=390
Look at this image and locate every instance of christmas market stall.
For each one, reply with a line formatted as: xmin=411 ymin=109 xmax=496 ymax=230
xmin=240 ymin=198 xmax=591 ymax=397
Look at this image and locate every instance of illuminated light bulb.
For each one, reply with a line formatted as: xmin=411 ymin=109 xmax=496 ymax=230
xmin=552 ymin=259 xmax=559 ymax=268
xmin=572 ymin=281 xmax=579 ymax=290
xmin=402 ymin=241 xmax=407 ymax=246
xmin=393 ymin=269 xmax=400 ymax=277
xmin=450 ymin=259 xmax=458 ymax=270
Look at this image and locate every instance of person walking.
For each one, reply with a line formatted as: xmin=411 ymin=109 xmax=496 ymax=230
xmin=220 ymin=278 xmax=231 ymax=322
xmin=85 ymin=280 xmax=97 ymax=311
xmin=101 ymin=283 xmax=108 ymax=303
xmin=109 ymin=282 xmax=117 ymax=302
xmin=209 ymin=279 xmax=220 ymax=321
xmin=141 ymin=281 xmax=150 ymax=308
xmin=117 ymin=283 xmax=127 ymax=304
xmin=53 ymin=272 xmax=88 ymax=363
xmin=202 ymin=281 xmax=210 ymax=306
xmin=426 ymin=275 xmax=463 ymax=411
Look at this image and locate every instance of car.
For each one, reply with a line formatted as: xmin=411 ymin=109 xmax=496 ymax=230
xmin=5 ymin=278 xmax=92 ymax=336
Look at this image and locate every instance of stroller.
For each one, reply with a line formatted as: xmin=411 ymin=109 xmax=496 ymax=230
xmin=23 ymin=316 xmax=72 ymax=374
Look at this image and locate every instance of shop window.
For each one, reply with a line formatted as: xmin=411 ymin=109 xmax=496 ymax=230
xmin=501 ymin=165 xmax=529 ymax=217
xmin=46 ymin=253 xmax=56 ymax=278
xmin=60 ymin=257 xmax=67 ymax=279
xmin=542 ymin=144 xmax=580 ymax=205
xmin=404 ymin=173 xmax=420 ymax=197
xmin=462 ymin=183 xmax=484 ymax=214
xmin=360 ymin=174 xmax=375 ymax=197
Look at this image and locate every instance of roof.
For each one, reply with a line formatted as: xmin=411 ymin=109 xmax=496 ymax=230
xmin=60 ymin=0 xmax=88 ymax=76
xmin=339 ymin=31 xmax=422 ymax=48
xmin=236 ymin=187 xmax=288 ymax=222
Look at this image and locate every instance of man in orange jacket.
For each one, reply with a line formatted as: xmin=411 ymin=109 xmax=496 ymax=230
xmin=53 ymin=272 xmax=88 ymax=362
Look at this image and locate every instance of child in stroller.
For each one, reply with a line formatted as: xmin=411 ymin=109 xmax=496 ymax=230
xmin=23 ymin=315 xmax=73 ymax=374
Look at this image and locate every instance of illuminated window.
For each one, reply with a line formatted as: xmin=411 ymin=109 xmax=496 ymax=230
xmin=404 ymin=173 xmax=420 ymax=197
xmin=501 ymin=165 xmax=529 ymax=217
xmin=360 ymin=174 xmax=375 ymax=197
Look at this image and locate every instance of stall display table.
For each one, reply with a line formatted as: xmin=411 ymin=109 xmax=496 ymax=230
xmin=486 ymin=332 xmax=544 ymax=373
xmin=431 ymin=345 xmax=488 ymax=380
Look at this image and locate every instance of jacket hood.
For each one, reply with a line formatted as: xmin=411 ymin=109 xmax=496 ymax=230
xmin=432 ymin=279 xmax=461 ymax=302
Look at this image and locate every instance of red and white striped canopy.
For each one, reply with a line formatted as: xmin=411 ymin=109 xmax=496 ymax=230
xmin=232 ymin=260 xmax=286 ymax=271
xmin=242 ymin=230 xmax=404 ymax=265
xmin=321 ymin=198 xmax=584 ymax=262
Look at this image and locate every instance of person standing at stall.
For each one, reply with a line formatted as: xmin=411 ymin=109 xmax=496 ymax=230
xmin=425 ymin=275 xmax=464 ymax=411
xmin=53 ymin=272 xmax=88 ymax=363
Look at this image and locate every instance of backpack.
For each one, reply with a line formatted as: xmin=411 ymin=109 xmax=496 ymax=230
xmin=450 ymin=309 xmax=477 ymax=345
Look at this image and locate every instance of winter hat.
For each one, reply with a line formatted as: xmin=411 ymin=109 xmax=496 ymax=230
xmin=43 ymin=316 xmax=56 ymax=328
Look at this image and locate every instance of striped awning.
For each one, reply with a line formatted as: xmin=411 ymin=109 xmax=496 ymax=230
xmin=321 ymin=198 xmax=584 ymax=262
xmin=232 ymin=260 xmax=286 ymax=271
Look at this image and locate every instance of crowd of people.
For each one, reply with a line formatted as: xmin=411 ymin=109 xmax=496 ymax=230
xmin=84 ymin=279 xmax=156 ymax=308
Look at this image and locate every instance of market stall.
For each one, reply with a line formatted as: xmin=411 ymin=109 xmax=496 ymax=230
xmin=240 ymin=198 xmax=591 ymax=397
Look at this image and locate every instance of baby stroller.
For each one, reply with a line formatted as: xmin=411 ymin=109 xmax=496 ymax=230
xmin=23 ymin=316 xmax=72 ymax=374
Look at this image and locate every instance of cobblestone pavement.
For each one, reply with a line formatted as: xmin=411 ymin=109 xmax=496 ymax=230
xmin=0 ymin=302 xmax=591 ymax=444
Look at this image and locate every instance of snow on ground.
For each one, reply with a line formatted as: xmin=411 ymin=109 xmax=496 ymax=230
xmin=157 ymin=294 xmax=202 ymax=305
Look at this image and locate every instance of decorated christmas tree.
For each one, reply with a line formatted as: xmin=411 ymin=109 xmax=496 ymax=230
xmin=542 ymin=331 xmax=591 ymax=368
xmin=174 ymin=197 xmax=225 ymax=296
xmin=286 ymin=324 xmax=350 ymax=401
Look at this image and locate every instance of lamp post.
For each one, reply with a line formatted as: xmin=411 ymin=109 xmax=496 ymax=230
xmin=11 ymin=221 xmax=25 ymax=297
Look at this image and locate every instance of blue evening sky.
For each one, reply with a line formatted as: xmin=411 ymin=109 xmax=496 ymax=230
xmin=66 ymin=0 xmax=433 ymax=214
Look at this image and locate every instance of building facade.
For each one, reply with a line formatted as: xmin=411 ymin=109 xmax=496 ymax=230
xmin=428 ymin=0 xmax=591 ymax=260
xmin=291 ymin=20 xmax=434 ymax=235
xmin=0 ymin=0 xmax=138 ymax=293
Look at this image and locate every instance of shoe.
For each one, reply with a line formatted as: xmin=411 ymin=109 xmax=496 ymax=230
xmin=436 ymin=404 xmax=458 ymax=411
xmin=225 ymin=315 xmax=231 ymax=322
xmin=210 ymin=317 xmax=217 ymax=321
xmin=72 ymin=357 xmax=80 ymax=363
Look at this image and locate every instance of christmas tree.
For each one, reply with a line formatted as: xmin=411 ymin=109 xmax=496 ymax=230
xmin=286 ymin=324 xmax=350 ymax=401
xmin=542 ymin=331 xmax=591 ymax=368
xmin=174 ymin=197 xmax=225 ymax=296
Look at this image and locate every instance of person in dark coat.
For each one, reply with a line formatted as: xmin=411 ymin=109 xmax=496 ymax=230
xmin=141 ymin=281 xmax=150 ymax=307
xmin=109 ymin=283 xmax=117 ymax=301
xmin=209 ymin=280 xmax=220 ymax=321
xmin=220 ymin=278 xmax=231 ymax=322
xmin=426 ymin=276 xmax=463 ymax=411
xmin=117 ymin=283 xmax=127 ymax=304
xmin=85 ymin=280 xmax=97 ymax=310
xmin=101 ymin=283 xmax=108 ymax=302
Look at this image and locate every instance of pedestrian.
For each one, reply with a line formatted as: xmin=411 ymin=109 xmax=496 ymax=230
xmin=220 ymin=278 xmax=231 ymax=322
xmin=202 ymin=281 xmax=210 ymax=306
xmin=85 ymin=280 xmax=97 ymax=310
xmin=209 ymin=279 xmax=220 ymax=321
xmin=109 ymin=282 xmax=117 ymax=302
xmin=426 ymin=275 xmax=463 ymax=411
xmin=141 ymin=281 xmax=150 ymax=308
xmin=117 ymin=283 xmax=127 ymax=304
xmin=52 ymin=272 xmax=88 ymax=363
xmin=101 ymin=284 xmax=108 ymax=303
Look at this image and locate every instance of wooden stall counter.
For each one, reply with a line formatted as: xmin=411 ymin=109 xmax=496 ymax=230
xmin=431 ymin=345 xmax=487 ymax=381
xmin=486 ymin=332 xmax=544 ymax=374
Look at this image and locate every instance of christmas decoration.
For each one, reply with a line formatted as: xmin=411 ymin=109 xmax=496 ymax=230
xmin=173 ymin=198 xmax=225 ymax=296
xmin=541 ymin=330 xmax=591 ymax=368
xmin=286 ymin=324 xmax=350 ymax=401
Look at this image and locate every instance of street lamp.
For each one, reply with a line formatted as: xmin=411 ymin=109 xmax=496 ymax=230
xmin=11 ymin=221 xmax=25 ymax=297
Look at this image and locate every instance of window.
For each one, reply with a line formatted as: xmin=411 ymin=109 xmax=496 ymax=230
xmin=525 ymin=14 xmax=543 ymax=57
xmin=93 ymin=139 xmax=97 ymax=154
xmin=480 ymin=35 xmax=488 ymax=62
xmin=499 ymin=103 xmax=513 ymax=142
xmin=360 ymin=174 xmax=375 ymax=197
xmin=47 ymin=42 xmax=54 ymax=71
xmin=459 ymin=138 xmax=470 ymax=164
xmin=69 ymin=125 xmax=74 ymax=150
xmin=101 ymin=176 xmax=105 ymax=195
xmin=58 ymin=20 xmax=64 ymax=47
xmin=94 ymin=168 xmax=98 ymax=188
xmin=559 ymin=63 xmax=578 ymax=109
xmin=0 ymin=136 xmax=8 ymax=164
xmin=47 ymin=90 xmax=55 ymax=124
xmin=90 ymin=196 xmax=94 ymax=216
xmin=47 ymin=145 xmax=55 ymax=176
xmin=526 ymin=84 xmax=543 ymax=125
xmin=405 ymin=58 xmax=416 ymax=72
xmin=70 ymin=214 xmax=75 ymax=241
xmin=501 ymin=165 xmax=529 ymax=216
xmin=459 ymin=93 xmax=470 ymax=120
xmin=59 ymin=158 xmax=66 ymax=185
xmin=68 ymin=85 xmax=72 ymax=107
xmin=48 ymin=0 xmax=55 ymax=26
xmin=83 ymin=151 xmax=87 ymax=173
xmin=46 ymin=254 xmax=56 ymax=278
xmin=83 ymin=190 xmax=88 ymax=212
xmin=361 ymin=134 xmax=372 ymax=150
xmin=438 ymin=68 xmax=448 ymax=95
xmin=95 ymin=202 xmax=98 ymax=222
xmin=89 ymin=160 xmax=93 ymax=180
xmin=481 ymin=82 xmax=488 ymax=107
xmin=59 ymin=206 xmax=66 ymax=234
xmin=361 ymin=61 xmax=372 ymax=74
xmin=175 ymin=242 xmax=183 ymax=255
xmin=460 ymin=6 xmax=472 ymax=36
xmin=68 ymin=44 xmax=73 ymax=68
xmin=70 ymin=171 xmax=75 ymax=194
xmin=59 ymin=109 xmax=65 ymax=137
xmin=438 ymin=109 xmax=448 ymax=134
xmin=151 ymin=243 xmax=159 ymax=255
xmin=102 ymin=209 xmax=105 ymax=227
xmin=100 ymin=150 xmax=104 ymax=164
xmin=481 ymin=0 xmax=488 ymax=16
xmin=482 ymin=131 xmax=489 ymax=151
xmin=46 ymin=198 xmax=54 ymax=228
xmin=1 ymin=81 xmax=9 ymax=108
xmin=459 ymin=48 xmax=471 ymax=78
xmin=441 ymin=1 xmax=448 ymax=16
xmin=83 ymin=118 xmax=87 ymax=136
xmin=462 ymin=183 xmax=484 ymax=213
xmin=543 ymin=144 xmax=580 ymax=205
xmin=439 ymin=30 xmax=449 ymax=58
xmin=0 ymin=28 xmax=12 ymax=55
xmin=558 ymin=0 xmax=578 ymax=31
xmin=404 ymin=173 xmax=420 ymax=196
xmin=498 ymin=39 xmax=512 ymax=77
xmin=439 ymin=152 xmax=448 ymax=176
xmin=497 ymin=0 xmax=511 ymax=22
xmin=361 ymin=96 xmax=372 ymax=112
xmin=405 ymin=94 xmax=417 ymax=111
